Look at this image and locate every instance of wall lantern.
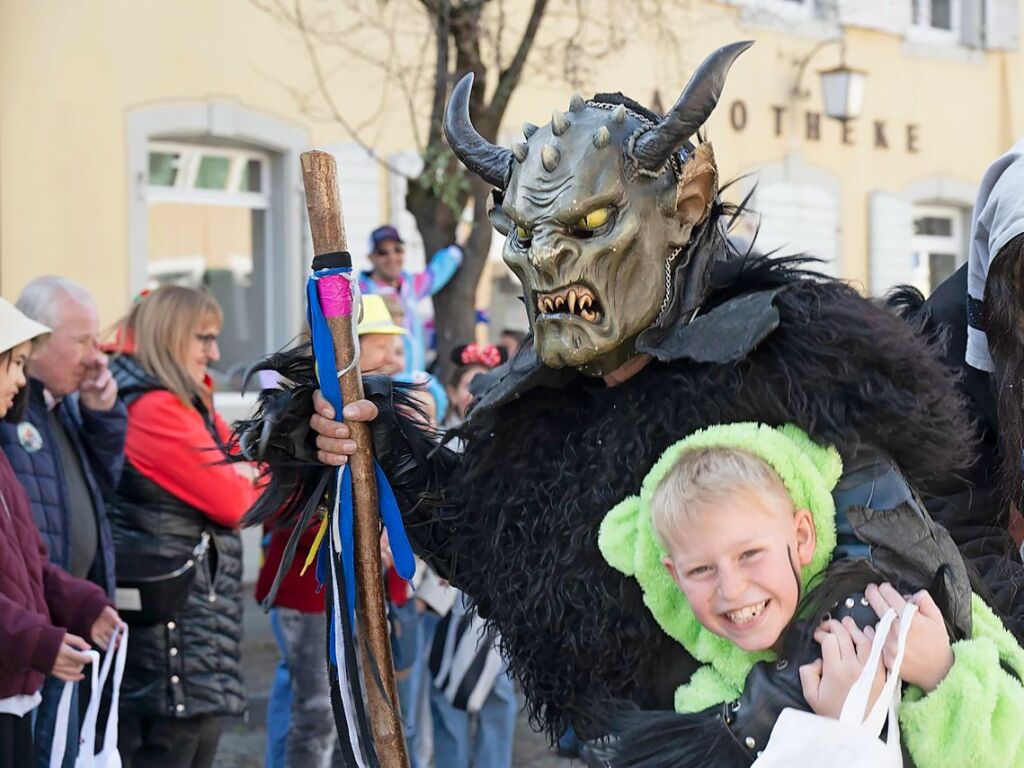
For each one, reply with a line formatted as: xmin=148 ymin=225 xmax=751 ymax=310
xmin=793 ymin=39 xmax=867 ymax=122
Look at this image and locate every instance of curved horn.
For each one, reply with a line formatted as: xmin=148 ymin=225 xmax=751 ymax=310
xmin=633 ymin=41 xmax=753 ymax=172
xmin=444 ymin=73 xmax=513 ymax=188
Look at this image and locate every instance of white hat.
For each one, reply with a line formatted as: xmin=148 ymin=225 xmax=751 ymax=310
xmin=0 ymin=297 xmax=50 ymax=355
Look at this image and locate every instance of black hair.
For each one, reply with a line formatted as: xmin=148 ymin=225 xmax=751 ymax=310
xmin=982 ymin=232 xmax=1024 ymax=509
xmin=447 ymin=344 xmax=508 ymax=391
xmin=0 ymin=349 xmax=30 ymax=424
xmin=447 ymin=363 xmax=485 ymax=392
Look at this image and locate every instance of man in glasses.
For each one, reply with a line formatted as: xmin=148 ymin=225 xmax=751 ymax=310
xmin=359 ymin=225 xmax=463 ymax=374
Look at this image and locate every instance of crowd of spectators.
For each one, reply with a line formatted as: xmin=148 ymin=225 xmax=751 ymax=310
xmin=2 ymin=136 xmax=1024 ymax=768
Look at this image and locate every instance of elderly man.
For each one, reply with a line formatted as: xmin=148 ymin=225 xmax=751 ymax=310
xmin=0 ymin=276 xmax=126 ymax=768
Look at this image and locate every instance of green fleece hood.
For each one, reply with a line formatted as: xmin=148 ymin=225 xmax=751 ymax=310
xmin=598 ymin=422 xmax=842 ymax=712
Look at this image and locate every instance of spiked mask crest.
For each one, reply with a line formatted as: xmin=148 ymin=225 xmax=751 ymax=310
xmin=444 ymin=41 xmax=752 ymax=374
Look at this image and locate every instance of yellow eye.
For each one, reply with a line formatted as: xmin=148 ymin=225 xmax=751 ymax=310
xmin=578 ymin=207 xmax=611 ymax=230
xmin=515 ymin=224 xmax=530 ymax=240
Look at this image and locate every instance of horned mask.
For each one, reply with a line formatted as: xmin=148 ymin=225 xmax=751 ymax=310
xmin=444 ymin=41 xmax=752 ymax=375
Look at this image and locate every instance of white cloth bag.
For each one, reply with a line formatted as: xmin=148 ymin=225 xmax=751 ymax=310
xmin=49 ymin=625 xmax=128 ymax=768
xmin=752 ymin=603 xmax=917 ymax=768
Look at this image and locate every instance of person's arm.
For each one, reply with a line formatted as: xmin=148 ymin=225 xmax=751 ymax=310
xmin=0 ymin=591 xmax=66 ymax=676
xmin=75 ymin=395 xmax=128 ymax=497
xmin=411 ymin=245 xmax=463 ymax=300
xmin=41 ymin=560 xmax=110 ymax=640
xmin=125 ymin=392 xmax=259 ymax=527
xmin=900 ymin=595 xmax=1024 ymax=766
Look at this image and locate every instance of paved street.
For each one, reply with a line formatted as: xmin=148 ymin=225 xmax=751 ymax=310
xmin=216 ymin=597 xmax=573 ymax=767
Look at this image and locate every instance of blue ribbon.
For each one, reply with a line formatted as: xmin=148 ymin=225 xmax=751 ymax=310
xmin=306 ymin=268 xmax=416 ymax=629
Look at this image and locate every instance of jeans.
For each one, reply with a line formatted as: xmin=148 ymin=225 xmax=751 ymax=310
xmin=430 ymin=666 xmax=517 ymax=768
xmin=271 ymin=609 xmax=335 ymax=768
xmin=425 ymin=605 xmax=518 ymax=768
xmin=32 ymin=676 xmax=78 ymax=768
xmin=265 ymin=609 xmax=292 ymax=768
xmin=391 ymin=600 xmax=425 ymax=768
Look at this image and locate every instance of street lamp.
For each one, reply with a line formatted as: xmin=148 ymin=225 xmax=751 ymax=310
xmin=818 ymin=64 xmax=867 ymax=121
xmin=792 ymin=39 xmax=867 ymax=122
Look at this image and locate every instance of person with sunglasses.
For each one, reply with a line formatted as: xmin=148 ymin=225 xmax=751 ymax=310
xmin=358 ymin=225 xmax=463 ymax=374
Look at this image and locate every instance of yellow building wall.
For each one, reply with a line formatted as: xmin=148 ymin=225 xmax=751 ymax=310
xmin=2 ymin=0 xmax=1021 ymax=318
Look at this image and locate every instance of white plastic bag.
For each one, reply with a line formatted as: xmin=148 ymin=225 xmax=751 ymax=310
xmin=752 ymin=603 xmax=917 ymax=768
xmin=49 ymin=625 xmax=128 ymax=768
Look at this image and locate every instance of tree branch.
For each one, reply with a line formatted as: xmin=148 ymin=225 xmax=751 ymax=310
xmin=291 ymin=0 xmax=410 ymax=177
xmin=426 ymin=0 xmax=451 ymax=151
xmin=485 ymin=0 xmax=548 ymax=126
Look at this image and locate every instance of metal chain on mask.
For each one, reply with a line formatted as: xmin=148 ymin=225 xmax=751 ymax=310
xmin=585 ymin=99 xmax=689 ymax=326
xmin=654 ymin=245 xmax=685 ymax=326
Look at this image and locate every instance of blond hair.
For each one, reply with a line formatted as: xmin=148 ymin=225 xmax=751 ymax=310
xmin=115 ymin=285 xmax=223 ymax=405
xmin=650 ymin=447 xmax=793 ymax=552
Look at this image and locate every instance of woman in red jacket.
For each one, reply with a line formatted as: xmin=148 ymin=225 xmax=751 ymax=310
xmin=107 ymin=286 xmax=259 ymax=768
xmin=0 ymin=298 xmax=121 ymax=768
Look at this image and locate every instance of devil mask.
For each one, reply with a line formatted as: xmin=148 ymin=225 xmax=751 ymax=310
xmin=444 ymin=41 xmax=752 ymax=376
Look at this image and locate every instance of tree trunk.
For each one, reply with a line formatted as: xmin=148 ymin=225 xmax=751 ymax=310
xmin=431 ymin=178 xmax=494 ymax=385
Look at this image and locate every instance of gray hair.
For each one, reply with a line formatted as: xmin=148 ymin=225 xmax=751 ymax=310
xmin=16 ymin=276 xmax=95 ymax=328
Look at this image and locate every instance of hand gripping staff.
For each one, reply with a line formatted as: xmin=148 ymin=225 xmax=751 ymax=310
xmin=300 ymin=150 xmax=414 ymax=768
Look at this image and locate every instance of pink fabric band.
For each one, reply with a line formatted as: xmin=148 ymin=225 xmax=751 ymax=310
xmin=318 ymin=274 xmax=353 ymax=318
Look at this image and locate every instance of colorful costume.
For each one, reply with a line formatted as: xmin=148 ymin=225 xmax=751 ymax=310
xmin=240 ymin=42 xmax=1024 ymax=753
xmin=359 ymin=244 xmax=463 ymax=374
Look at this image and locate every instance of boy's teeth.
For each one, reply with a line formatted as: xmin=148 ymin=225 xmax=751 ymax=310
xmin=725 ymin=601 xmax=767 ymax=625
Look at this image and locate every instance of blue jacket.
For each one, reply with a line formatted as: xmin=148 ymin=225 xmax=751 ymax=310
xmin=0 ymin=379 xmax=125 ymax=596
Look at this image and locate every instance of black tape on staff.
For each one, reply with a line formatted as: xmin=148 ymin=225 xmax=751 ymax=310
xmin=312 ymin=251 xmax=353 ymax=270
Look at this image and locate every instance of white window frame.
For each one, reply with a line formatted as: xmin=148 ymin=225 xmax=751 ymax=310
xmin=126 ymin=102 xmax=309 ymax=384
xmin=146 ymin=141 xmax=271 ymax=210
xmin=911 ymin=203 xmax=966 ymax=291
xmin=908 ymin=0 xmax=962 ymax=45
xmin=724 ymin=0 xmax=816 ymax=21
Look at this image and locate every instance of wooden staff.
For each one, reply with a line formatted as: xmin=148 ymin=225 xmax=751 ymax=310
xmin=300 ymin=150 xmax=409 ymax=768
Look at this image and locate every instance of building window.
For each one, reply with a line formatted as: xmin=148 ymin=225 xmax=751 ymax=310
xmin=144 ymin=141 xmax=272 ymax=388
xmin=719 ymin=0 xmax=816 ymax=22
xmin=911 ymin=204 xmax=965 ymax=291
xmin=909 ymin=0 xmax=961 ymax=43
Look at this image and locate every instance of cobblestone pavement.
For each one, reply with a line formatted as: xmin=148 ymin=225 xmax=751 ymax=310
xmin=215 ymin=599 xmax=575 ymax=767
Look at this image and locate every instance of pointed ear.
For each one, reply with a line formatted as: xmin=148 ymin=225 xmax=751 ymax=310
xmin=675 ymin=142 xmax=718 ymax=227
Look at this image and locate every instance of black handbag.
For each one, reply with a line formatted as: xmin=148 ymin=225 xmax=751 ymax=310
xmin=115 ymin=532 xmax=210 ymax=626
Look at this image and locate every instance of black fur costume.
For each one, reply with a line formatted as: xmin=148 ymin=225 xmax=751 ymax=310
xmin=239 ymin=230 xmax=1009 ymax=741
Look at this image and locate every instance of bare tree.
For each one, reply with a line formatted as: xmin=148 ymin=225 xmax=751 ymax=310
xmin=253 ymin=0 xmax=686 ymax=378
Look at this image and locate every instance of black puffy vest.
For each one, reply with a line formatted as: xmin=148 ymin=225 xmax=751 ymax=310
xmin=107 ymin=356 xmax=245 ymax=719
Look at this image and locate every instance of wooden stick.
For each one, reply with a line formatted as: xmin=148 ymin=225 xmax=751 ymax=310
xmin=300 ymin=150 xmax=409 ymax=768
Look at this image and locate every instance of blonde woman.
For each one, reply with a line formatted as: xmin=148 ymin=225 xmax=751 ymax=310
xmin=107 ymin=286 xmax=258 ymax=768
